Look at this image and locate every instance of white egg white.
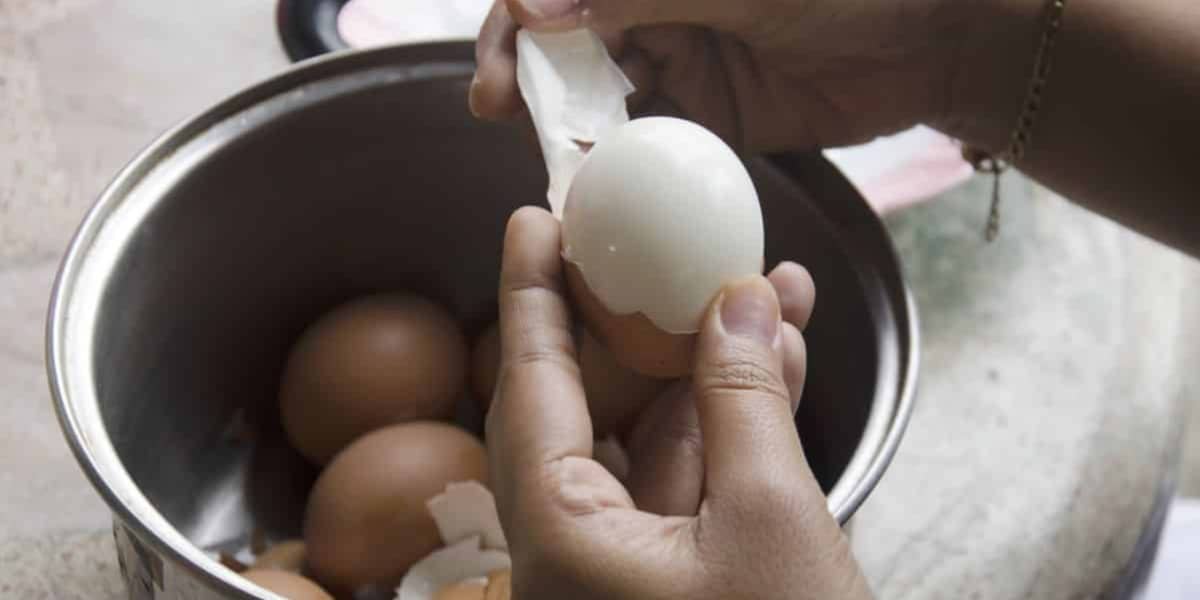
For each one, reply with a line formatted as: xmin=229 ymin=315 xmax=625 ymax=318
xmin=561 ymin=117 xmax=765 ymax=334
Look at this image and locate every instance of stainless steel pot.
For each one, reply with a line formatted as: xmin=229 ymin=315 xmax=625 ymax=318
xmin=47 ymin=42 xmax=918 ymax=599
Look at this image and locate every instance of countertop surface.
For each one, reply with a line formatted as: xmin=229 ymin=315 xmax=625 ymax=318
xmin=2 ymin=1 xmax=1197 ymax=598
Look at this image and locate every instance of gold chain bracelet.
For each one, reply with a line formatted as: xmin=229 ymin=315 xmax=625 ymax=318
xmin=962 ymin=0 xmax=1067 ymax=241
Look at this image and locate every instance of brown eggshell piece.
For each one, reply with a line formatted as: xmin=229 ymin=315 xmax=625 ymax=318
xmin=484 ymin=569 xmax=512 ymax=600
xmin=241 ymin=569 xmax=334 ymax=600
xmin=252 ymin=540 xmax=306 ymax=573
xmin=279 ymin=292 xmax=468 ymax=464
xmin=434 ymin=580 xmax=488 ymax=600
xmin=304 ymin=422 xmax=489 ymax=591
xmin=565 ymin=262 xmax=695 ymax=378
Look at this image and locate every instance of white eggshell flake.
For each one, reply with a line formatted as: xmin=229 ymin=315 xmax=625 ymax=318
xmin=426 ymin=481 xmax=507 ymax=551
xmin=395 ymin=536 xmax=510 ymax=600
xmin=561 ymin=117 xmax=765 ymax=334
xmin=515 ymin=29 xmax=634 ymax=216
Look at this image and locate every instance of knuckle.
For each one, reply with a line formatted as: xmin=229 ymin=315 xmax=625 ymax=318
xmin=694 ymin=352 xmax=788 ymax=401
xmin=497 ymin=333 xmax=580 ymax=386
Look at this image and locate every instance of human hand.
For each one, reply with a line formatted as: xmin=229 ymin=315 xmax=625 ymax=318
xmin=486 ymin=206 xmax=872 ymax=599
xmin=470 ymin=0 xmax=981 ymax=153
xmin=622 ymin=259 xmax=816 ymax=516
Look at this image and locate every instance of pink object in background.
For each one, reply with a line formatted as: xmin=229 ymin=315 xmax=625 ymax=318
xmin=337 ymin=0 xmax=974 ymax=215
xmin=822 ymin=125 xmax=974 ymax=215
xmin=338 ymin=0 xmax=487 ymax=47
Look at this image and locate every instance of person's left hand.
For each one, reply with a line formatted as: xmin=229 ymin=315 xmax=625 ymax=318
xmin=486 ymin=206 xmax=870 ymax=600
xmin=620 ymin=258 xmax=815 ymax=516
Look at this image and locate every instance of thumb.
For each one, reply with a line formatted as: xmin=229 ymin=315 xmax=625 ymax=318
xmin=505 ymin=0 xmax=750 ymax=33
xmin=692 ymin=276 xmax=810 ymax=499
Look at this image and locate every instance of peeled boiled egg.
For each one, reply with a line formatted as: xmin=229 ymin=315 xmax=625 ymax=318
xmin=561 ymin=116 xmax=765 ymax=377
xmin=241 ymin=569 xmax=334 ymax=600
xmin=303 ymin=421 xmax=488 ymax=592
xmin=279 ymin=292 xmax=468 ymax=464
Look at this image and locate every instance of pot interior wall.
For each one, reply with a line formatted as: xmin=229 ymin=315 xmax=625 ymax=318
xmin=87 ymin=70 xmax=879 ymax=552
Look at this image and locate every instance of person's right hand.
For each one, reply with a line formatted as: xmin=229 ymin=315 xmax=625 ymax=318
xmin=470 ymin=0 xmax=1007 ymax=154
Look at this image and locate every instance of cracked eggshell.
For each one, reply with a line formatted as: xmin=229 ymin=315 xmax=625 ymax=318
xmin=561 ymin=116 xmax=764 ymax=377
xmin=395 ymin=537 xmax=511 ymax=600
xmin=515 ymin=29 xmax=634 ymax=216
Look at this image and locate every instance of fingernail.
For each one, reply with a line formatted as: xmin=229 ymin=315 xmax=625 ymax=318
xmin=719 ymin=277 xmax=780 ymax=347
xmin=467 ymin=74 xmax=482 ymax=117
xmin=519 ymin=0 xmax=582 ymax=20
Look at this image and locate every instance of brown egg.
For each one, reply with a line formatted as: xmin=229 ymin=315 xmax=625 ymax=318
xmin=241 ymin=569 xmax=333 ymax=600
xmin=434 ymin=580 xmax=488 ymax=600
xmin=469 ymin=323 xmax=501 ymax=411
xmin=252 ymin=540 xmax=306 ymax=573
xmin=280 ymin=292 xmax=468 ymax=464
xmin=304 ymin=422 xmax=488 ymax=591
xmin=565 ymin=262 xmax=695 ymax=378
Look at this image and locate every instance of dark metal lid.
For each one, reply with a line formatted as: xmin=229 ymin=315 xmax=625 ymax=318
xmin=275 ymin=0 xmax=351 ymax=61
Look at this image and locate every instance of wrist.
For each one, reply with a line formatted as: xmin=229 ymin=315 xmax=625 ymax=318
xmin=936 ymin=0 xmax=1048 ymax=155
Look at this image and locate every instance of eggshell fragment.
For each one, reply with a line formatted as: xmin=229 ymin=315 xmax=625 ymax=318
xmin=483 ymin=569 xmax=511 ymax=600
xmin=515 ymin=29 xmax=634 ymax=216
xmin=433 ymin=579 xmax=487 ymax=600
xmin=426 ymin=481 xmax=507 ymax=551
xmin=395 ymin=537 xmax=511 ymax=600
xmin=241 ymin=569 xmax=334 ymax=600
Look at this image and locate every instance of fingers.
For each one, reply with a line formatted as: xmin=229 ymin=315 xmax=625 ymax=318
xmin=489 ymin=210 xmax=697 ymax=599
xmin=781 ymin=323 xmax=806 ymax=412
xmin=624 ymin=320 xmax=806 ymax=516
xmin=623 ymin=382 xmax=704 ymax=516
xmin=690 ymin=276 xmax=809 ymax=499
xmin=769 ymin=261 xmax=814 ymax=411
xmin=471 ymin=1 xmax=523 ymax=120
xmin=486 ymin=207 xmax=592 ymax=501
xmin=505 ymin=0 xmax=752 ymax=32
xmin=769 ymin=261 xmax=816 ymax=331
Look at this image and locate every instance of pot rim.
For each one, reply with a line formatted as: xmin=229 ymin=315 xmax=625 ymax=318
xmin=45 ymin=40 xmax=917 ymax=599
